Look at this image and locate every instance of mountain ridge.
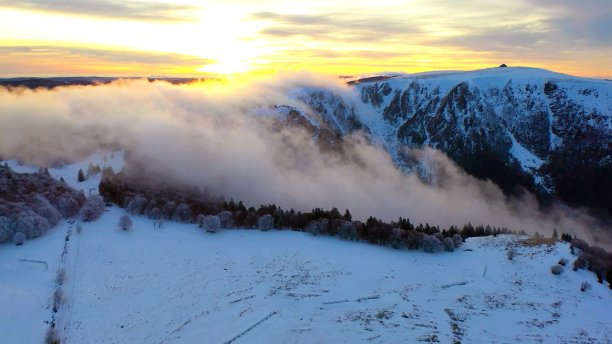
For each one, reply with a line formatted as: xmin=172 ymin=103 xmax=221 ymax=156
xmin=279 ymin=67 xmax=612 ymax=218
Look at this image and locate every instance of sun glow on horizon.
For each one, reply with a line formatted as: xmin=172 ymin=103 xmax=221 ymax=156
xmin=0 ymin=0 xmax=610 ymax=78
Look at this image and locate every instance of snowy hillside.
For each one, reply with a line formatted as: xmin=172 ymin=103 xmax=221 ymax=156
xmin=1 ymin=208 xmax=611 ymax=344
xmin=282 ymin=67 xmax=612 ymax=214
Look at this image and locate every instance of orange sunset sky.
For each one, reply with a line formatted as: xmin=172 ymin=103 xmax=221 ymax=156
xmin=0 ymin=0 xmax=610 ymax=78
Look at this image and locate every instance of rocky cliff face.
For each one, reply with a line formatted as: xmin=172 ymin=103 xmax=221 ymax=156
xmin=274 ymin=67 xmax=612 ymax=216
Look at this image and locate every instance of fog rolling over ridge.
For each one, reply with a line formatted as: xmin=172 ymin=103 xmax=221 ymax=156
xmin=0 ymin=74 xmax=608 ymax=245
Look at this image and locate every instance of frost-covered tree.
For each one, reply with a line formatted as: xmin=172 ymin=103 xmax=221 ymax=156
xmin=32 ymin=194 xmax=61 ymax=227
xmin=118 ymin=214 xmax=133 ymax=231
xmin=203 ymin=215 xmax=220 ymax=233
xmin=306 ymin=219 xmax=328 ymax=236
xmin=196 ymin=214 xmax=206 ymax=228
xmin=0 ymin=216 xmax=13 ymax=243
xmin=12 ymin=231 xmax=26 ymax=245
xmin=257 ymin=214 xmax=274 ymax=231
xmin=79 ymin=195 xmax=105 ymax=222
xmin=148 ymin=207 xmax=161 ymax=220
xmin=126 ymin=195 xmax=147 ymax=215
xmin=57 ymin=193 xmax=83 ymax=217
xmin=452 ymin=233 xmax=463 ymax=247
xmin=218 ymin=211 xmax=234 ymax=228
xmin=336 ymin=221 xmax=358 ymax=241
xmin=405 ymin=230 xmax=424 ymax=250
xmin=10 ymin=210 xmax=51 ymax=239
xmin=161 ymin=201 xmax=177 ymax=220
xmin=443 ymin=237 xmax=455 ymax=252
xmin=172 ymin=203 xmax=193 ymax=222
xmin=423 ymin=235 xmax=444 ymax=253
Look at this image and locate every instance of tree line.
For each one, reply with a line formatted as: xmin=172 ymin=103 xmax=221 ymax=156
xmin=99 ymin=174 xmax=525 ymax=254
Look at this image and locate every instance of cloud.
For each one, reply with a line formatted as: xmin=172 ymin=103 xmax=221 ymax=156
xmin=0 ymin=0 xmax=199 ymax=22
xmin=0 ymin=46 xmax=215 ymax=76
xmin=251 ymin=11 xmax=422 ymax=42
xmin=0 ymin=74 xmax=609 ymax=247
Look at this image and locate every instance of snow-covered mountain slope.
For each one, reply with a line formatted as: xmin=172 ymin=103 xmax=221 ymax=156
xmin=4 ymin=151 xmax=125 ymax=195
xmin=1 ymin=209 xmax=610 ymax=344
xmin=275 ymin=67 xmax=612 ymax=214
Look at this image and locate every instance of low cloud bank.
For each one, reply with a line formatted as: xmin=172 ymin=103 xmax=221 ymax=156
xmin=0 ymin=74 xmax=608 ymax=246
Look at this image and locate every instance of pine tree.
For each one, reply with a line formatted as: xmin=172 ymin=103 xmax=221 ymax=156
xmin=552 ymin=228 xmax=558 ymax=239
xmin=343 ymin=209 xmax=352 ymax=222
xmin=77 ymin=169 xmax=85 ymax=182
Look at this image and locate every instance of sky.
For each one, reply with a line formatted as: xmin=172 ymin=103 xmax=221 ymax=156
xmin=0 ymin=0 xmax=610 ymax=78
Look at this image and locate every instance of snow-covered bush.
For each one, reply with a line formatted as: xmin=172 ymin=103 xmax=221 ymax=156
xmin=507 ymin=247 xmax=517 ymax=260
xmin=405 ymin=230 xmax=425 ymax=250
xmin=0 ymin=165 xmax=85 ymax=243
xmin=558 ymin=258 xmax=569 ymax=266
xmin=126 ymin=195 xmax=147 ymax=215
xmin=423 ymin=235 xmax=444 ymax=253
xmin=452 ymin=234 xmax=463 ymax=247
xmin=172 ymin=203 xmax=193 ymax=222
xmin=32 ymin=194 xmax=61 ymax=227
xmin=79 ymin=196 xmax=105 ymax=222
xmin=118 ymin=214 xmax=133 ymax=231
xmin=306 ymin=219 xmax=327 ymax=236
xmin=218 ymin=211 xmax=235 ymax=228
xmin=11 ymin=210 xmax=51 ymax=239
xmin=161 ymin=201 xmax=177 ymax=220
xmin=551 ymin=264 xmax=564 ymax=275
xmin=196 ymin=214 xmax=206 ymax=228
xmin=0 ymin=216 xmax=12 ymax=243
xmin=12 ymin=231 xmax=26 ymax=246
xmin=57 ymin=193 xmax=83 ymax=217
xmin=203 ymin=215 xmax=220 ymax=233
xmin=580 ymin=281 xmax=592 ymax=292
xmin=257 ymin=214 xmax=274 ymax=231
xmin=443 ymin=237 xmax=455 ymax=252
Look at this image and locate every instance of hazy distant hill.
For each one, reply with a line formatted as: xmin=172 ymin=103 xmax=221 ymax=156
xmin=0 ymin=77 xmax=204 ymax=89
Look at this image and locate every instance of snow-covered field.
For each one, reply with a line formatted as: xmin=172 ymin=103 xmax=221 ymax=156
xmin=1 ymin=206 xmax=610 ymax=343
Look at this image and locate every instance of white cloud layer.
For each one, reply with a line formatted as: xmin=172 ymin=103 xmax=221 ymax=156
xmin=0 ymin=75 xmax=609 ymax=246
